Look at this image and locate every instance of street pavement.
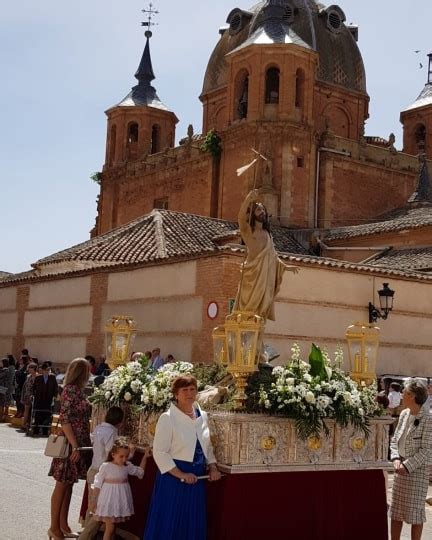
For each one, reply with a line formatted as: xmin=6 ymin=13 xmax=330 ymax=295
xmin=1 ymin=420 xmax=432 ymax=540
xmin=0 ymin=422 xmax=84 ymax=540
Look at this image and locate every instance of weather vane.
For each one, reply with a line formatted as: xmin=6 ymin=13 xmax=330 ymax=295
xmin=141 ymin=3 xmax=159 ymax=37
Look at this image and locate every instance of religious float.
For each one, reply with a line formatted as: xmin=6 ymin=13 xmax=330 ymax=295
xmin=85 ymin=179 xmax=395 ymax=539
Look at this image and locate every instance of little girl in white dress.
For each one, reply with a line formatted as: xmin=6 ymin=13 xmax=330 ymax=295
xmin=90 ymin=437 xmax=151 ymax=540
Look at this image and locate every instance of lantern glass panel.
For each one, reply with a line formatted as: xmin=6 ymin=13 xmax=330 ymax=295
xmin=349 ymin=339 xmax=362 ymax=372
xmin=364 ymin=339 xmax=378 ymax=373
xmin=226 ymin=330 xmax=237 ymax=366
xmin=240 ymin=330 xmax=256 ymax=368
xmin=212 ymin=329 xmax=227 ymax=365
xmin=115 ymin=334 xmax=129 ymax=361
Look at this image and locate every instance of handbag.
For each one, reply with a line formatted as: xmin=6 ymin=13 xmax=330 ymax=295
xmin=44 ymin=433 xmax=69 ymax=458
xmin=44 ymin=417 xmax=70 ymax=459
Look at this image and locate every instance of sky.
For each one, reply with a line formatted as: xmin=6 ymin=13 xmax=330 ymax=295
xmin=1 ymin=0 xmax=431 ymax=274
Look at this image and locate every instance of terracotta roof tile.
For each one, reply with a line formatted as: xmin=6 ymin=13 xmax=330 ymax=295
xmin=367 ymin=247 xmax=432 ymax=272
xmin=325 ymin=205 xmax=432 ymax=241
xmin=34 ymin=210 xmax=308 ymax=268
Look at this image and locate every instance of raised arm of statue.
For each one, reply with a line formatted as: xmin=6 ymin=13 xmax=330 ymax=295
xmin=238 ymin=189 xmax=259 ymax=235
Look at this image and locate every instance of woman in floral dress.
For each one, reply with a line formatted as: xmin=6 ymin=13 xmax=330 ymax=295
xmin=48 ymin=358 xmax=91 ymax=540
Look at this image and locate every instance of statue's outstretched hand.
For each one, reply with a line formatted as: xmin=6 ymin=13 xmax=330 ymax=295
xmin=246 ymin=189 xmax=260 ymax=202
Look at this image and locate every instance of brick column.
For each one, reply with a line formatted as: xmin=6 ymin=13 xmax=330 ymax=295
xmin=12 ymin=286 xmax=30 ymax=357
xmin=86 ymin=273 xmax=109 ymax=358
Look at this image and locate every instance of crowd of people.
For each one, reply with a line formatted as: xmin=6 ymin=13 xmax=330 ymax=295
xmin=2 ymin=350 xmax=432 ymax=539
xmin=0 ymin=349 xmax=59 ymax=431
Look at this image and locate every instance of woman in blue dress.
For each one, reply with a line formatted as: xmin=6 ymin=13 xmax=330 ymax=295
xmin=143 ymin=375 xmax=221 ymax=540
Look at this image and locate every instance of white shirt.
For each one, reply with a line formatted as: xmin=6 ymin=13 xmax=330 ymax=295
xmin=153 ymin=402 xmax=216 ymax=474
xmin=388 ymin=390 xmax=401 ymax=409
xmin=91 ymin=422 xmax=118 ymax=470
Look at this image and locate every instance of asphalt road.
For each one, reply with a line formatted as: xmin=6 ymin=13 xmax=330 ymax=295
xmin=0 ymin=422 xmax=84 ymax=540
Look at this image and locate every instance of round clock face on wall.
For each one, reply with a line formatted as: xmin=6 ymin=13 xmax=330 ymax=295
xmin=207 ymin=301 xmax=218 ymax=320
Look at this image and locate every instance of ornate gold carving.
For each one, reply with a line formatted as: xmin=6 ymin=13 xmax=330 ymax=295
xmin=350 ymin=436 xmax=366 ymax=451
xmin=307 ymin=436 xmax=322 ymax=450
xmin=261 ymin=436 xmax=277 ymax=451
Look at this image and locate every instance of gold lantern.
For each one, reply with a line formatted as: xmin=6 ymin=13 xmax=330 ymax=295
xmin=345 ymin=322 xmax=380 ymax=385
xmin=212 ymin=326 xmax=227 ymax=365
xmin=105 ymin=315 xmax=137 ymax=370
xmin=224 ymin=310 xmax=265 ymax=409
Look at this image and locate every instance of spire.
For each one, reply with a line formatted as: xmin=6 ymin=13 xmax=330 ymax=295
xmin=135 ymin=32 xmax=155 ymax=84
xmin=135 ymin=4 xmax=158 ymax=85
xmin=408 ymin=154 xmax=432 ymax=205
xmin=113 ymin=4 xmax=171 ymax=112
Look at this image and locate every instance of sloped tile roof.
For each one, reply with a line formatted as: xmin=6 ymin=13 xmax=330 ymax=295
xmin=34 ymin=210 xmax=308 ymax=268
xmin=367 ymin=247 xmax=432 ymax=272
xmin=325 ymin=204 xmax=432 ymax=241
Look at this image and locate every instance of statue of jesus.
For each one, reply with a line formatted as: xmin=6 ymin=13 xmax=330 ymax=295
xmin=233 ymin=189 xmax=299 ymax=321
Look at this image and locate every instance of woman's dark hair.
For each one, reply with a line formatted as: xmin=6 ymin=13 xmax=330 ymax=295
xmin=106 ymin=436 xmax=130 ymax=462
xmin=8 ymin=356 xmax=16 ymax=367
xmin=390 ymin=382 xmax=401 ymax=392
xmin=171 ymin=375 xmax=198 ymax=397
xmin=2 ymin=358 xmax=8 ymax=368
xmin=404 ymin=378 xmax=428 ymax=405
xmin=105 ymin=406 xmax=124 ymax=426
xmin=376 ymin=394 xmax=389 ymax=408
xmin=85 ymin=355 xmax=96 ymax=366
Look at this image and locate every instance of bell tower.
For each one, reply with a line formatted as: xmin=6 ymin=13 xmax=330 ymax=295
xmin=401 ymin=53 xmax=432 ymax=158
xmin=103 ymin=6 xmax=178 ymax=170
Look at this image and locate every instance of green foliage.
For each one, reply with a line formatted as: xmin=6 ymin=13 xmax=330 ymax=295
xmin=308 ymin=343 xmax=327 ymax=380
xmin=200 ymin=130 xmax=222 ymax=159
xmin=90 ymin=171 xmax=103 ymax=185
xmin=193 ymin=362 xmax=228 ymax=391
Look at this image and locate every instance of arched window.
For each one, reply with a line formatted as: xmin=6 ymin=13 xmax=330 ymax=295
xmin=151 ymin=124 xmax=161 ymax=154
xmin=127 ymin=122 xmax=139 ymax=143
xmin=415 ymin=124 xmax=426 ymax=150
xmin=126 ymin=122 xmax=139 ymax=159
xmin=295 ymin=68 xmax=305 ymax=108
xmin=234 ymin=70 xmax=249 ymax=120
xmin=265 ymin=67 xmax=280 ymax=104
xmin=108 ymin=125 xmax=116 ymax=166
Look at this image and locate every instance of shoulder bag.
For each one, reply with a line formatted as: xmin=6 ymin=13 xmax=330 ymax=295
xmin=44 ymin=419 xmax=69 ymax=459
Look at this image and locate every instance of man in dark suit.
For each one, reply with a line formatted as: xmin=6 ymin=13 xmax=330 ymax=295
xmin=32 ymin=361 xmax=58 ymax=436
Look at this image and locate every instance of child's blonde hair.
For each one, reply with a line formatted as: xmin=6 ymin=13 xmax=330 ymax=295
xmin=106 ymin=436 xmax=129 ymax=462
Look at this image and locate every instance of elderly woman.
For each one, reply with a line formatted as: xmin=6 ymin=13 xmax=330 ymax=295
xmin=390 ymin=378 xmax=432 ymax=540
xmin=48 ymin=358 xmax=91 ymax=540
xmin=143 ymin=375 xmax=221 ymax=540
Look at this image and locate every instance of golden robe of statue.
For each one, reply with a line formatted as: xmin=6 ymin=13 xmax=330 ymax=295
xmin=234 ymin=190 xmax=298 ymax=321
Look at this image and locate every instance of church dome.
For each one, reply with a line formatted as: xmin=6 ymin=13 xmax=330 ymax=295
xmin=202 ymin=1 xmax=366 ymax=96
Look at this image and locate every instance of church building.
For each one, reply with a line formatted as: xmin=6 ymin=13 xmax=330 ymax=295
xmin=1 ymin=1 xmax=432 ymax=376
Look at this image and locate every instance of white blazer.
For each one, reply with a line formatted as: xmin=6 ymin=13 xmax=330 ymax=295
xmin=152 ymin=402 xmax=217 ymax=474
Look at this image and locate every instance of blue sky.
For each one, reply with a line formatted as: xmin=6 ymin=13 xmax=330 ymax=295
xmin=1 ymin=0 xmax=431 ymax=273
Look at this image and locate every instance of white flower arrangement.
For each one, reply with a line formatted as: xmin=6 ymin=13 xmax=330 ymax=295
xmin=91 ymin=358 xmax=195 ymax=412
xmin=257 ymin=344 xmax=384 ymax=439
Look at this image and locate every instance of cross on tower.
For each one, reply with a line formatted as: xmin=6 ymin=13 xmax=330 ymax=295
xmin=141 ymin=3 xmax=159 ymax=38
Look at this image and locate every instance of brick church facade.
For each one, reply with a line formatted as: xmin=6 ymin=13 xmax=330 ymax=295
xmin=95 ymin=1 xmax=430 ymax=241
